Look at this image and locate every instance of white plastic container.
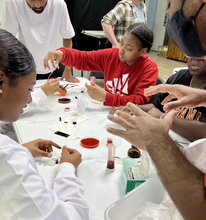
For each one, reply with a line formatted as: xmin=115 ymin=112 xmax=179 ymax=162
xmin=77 ymin=91 xmax=87 ymax=115
xmin=104 ymin=176 xmax=165 ymax=220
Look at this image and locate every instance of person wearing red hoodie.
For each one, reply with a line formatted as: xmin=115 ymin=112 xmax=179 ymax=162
xmin=44 ymin=23 xmax=158 ymax=107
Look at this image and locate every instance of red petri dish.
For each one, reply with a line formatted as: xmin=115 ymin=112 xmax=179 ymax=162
xmin=80 ymin=138 xmax=99 ymax=149
xmin=58 ymin=98 xmax=71 ymax=104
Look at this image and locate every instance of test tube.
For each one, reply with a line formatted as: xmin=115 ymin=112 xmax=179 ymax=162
xmin=106 ymin=138 xmax=115 ymax=169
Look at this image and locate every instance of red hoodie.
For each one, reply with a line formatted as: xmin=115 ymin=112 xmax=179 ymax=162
xmin=59 ymin=47 xmax=158 ymax=107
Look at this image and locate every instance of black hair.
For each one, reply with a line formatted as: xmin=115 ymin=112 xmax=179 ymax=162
xmin=0 ymin=29 xmax=35 ymax=83
xmin=127 ymin=23 xmax=153 ymax=52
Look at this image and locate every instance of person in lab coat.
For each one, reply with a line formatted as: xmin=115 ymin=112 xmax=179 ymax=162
xmin=0 ymin=28 xmax=89 ymax=220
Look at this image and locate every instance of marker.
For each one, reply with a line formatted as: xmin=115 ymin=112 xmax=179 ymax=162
xmin=59 ymin=117 xmax=62 ymax=122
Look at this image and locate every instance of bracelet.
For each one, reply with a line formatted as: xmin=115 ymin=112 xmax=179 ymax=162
xmin=160 ymin=113 xmax=166 ymax=119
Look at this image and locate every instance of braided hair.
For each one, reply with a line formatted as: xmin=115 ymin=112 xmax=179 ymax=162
xmin=127 ymin=23 xmax=153 ymax=52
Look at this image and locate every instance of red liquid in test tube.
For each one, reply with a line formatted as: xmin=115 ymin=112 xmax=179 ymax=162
xmin=106 ymin=138 xmax=116 ymax=169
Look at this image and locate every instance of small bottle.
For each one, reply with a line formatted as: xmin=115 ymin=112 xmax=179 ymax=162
xmin=106 ymin=138 xmax=116 ymax=169
xmin=77 ymin=91 xmax=87 ymax=115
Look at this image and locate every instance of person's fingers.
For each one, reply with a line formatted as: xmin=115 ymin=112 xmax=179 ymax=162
xmin=163 ymin=98 xmax=186 ymax=112
xmin=68 ymin=77 xmax=80 ymax=83
xmin=109 ymin=108 xmax=116 ymax=115
xmin=43 ymin=56 xmax=50 ymax=69
xmin=107 ymin=113 xmax=131 ymax=131
xmin=114 ymin=110 xmax=137 ymax=125
xmin=40 ymin=140 xmax=61 ymax=149
xmin=106 ymin=126 xmax=127 ymax=139
xmin=126 ymin=102 xmax=148 ymax=118
xmin=85 ymin=83 xmax=91 ymax=89
xmin=36 ymin=149 xmax=52 ymax=158
xmin=161 ymin=94 xmax=176 ymax=105
xmin=50 ymin=53 xmax=57 ymax=69
xmin=67 ymin=148 xmax=79 ymax=154
xmin=144 ymin=84 xmax=173 ymax=96
xmin=46 ymin=145 xmax=53 ymax=153
xmin=162 ymin=110 xmax=176 ymax=131
xmin=73 ymin=78 xmax=80 ymax=83
xmin=62 ymin=146 xmax=79 ymax=154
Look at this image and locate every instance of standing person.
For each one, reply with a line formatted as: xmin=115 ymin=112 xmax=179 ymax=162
xmin=4 ymin=0 xmax=79 ymax=82
xmin=0 ymin=29 xmax=89 ymax=220
xmin=101 ymin=0 xmax=147 ymax=48
xmin=107 ymin=1 xmax=206 ymax=219
xmin=44 ymin=23 xmax=158 ymax=107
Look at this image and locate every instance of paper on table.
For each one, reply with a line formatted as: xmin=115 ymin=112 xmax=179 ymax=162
xmin=49 ymin=121 xmax=80 ymax=139
xmin=49 ymin=115 xmax=88 ymax=139
xmin=64 ymin=115 xmax=88 ymax=124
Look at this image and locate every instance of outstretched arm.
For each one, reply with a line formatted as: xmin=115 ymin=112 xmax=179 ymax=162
xmin=107 ymin=102 xmax=206 ymax=220
xmin=145 ymin=84 xmax=206 ymax=112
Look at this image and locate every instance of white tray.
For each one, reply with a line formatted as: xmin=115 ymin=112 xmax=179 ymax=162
xmin=104 ymin=176 xmax=166 ymax=220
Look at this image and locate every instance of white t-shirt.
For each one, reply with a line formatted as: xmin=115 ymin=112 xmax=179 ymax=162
xmin=0 ymin=133 xmax=89 ymax=220
xmin=5 ymin=0 xmax=75 ymax=74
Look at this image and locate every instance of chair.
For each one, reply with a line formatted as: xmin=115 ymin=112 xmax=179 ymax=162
xmin=90 ymin=71 xmax=104 ymax=79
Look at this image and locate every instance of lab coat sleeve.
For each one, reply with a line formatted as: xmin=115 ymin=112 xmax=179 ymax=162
xmin=0 ymin=135 xmax=89 ymax=220
xmin=22 ymin=88 xmax=47 ymax=114
xmin=54 ymin=163 xmax=89 ymax=219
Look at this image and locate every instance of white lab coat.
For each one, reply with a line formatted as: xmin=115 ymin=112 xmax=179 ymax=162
xmin=0 ymin=133 xmax=89 ymax=220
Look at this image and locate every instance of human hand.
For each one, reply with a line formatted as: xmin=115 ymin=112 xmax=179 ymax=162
xmin=147 ymin=107 xmax=163 ymax=119
xmin=43 ymin=50 xmax=64 ymax=70
xmin=85 ymin=83 xmax=106 ymax=102
xmin=107 ymin=102 xmax=176 ymax=150
xmin=112 ymin=43 xmax=119 ymax=48
xmin=22 ymin=139 xmax=61 ymax=157
xmin=60 ymin=146 xmax=82 ymax=168
xmin=41 ymin=78 xmax=60 ymax=96
xmin=145 ymin=84 xmax=206 ymax=112
xmin=62 ymin=69 xmax=80 ymax=83
xmin=109 ymin=106 xmax=131 ymax=115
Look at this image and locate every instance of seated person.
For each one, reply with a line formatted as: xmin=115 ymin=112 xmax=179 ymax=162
xmin=0 ymin=78 xmax=60 ymax=141
xmin=140 ymin=56 xmax=206 ymax=141
xmin=0 ymin=29 xmax=89 ymax=219
xmin=44 ymin=23 xmax=158 ymax=107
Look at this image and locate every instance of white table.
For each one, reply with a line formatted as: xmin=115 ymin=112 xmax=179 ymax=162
xmin=13 ymin=77 xmax=130 ymax=220
xmin=13 ymin=77 xmax=190 ymax=219
xmin=81 ymin=30 xmax=106 ymax=39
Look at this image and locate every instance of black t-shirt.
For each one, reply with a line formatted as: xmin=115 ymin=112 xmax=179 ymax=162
xmin=152 ymin=69 xmax=206 ymax=122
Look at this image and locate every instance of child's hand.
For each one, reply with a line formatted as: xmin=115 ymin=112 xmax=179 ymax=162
xmin=22 ymin=139 xmax=61 ymax=158
xmin=41 ymin=78 xmax=60 ymax=96
xmin=60 ymin=146 xmax=82 ymax=168
xmin=43 ymin=50 xmax=63 ymax=70
xmin=85 ymin=83 xmax=106 ymax=102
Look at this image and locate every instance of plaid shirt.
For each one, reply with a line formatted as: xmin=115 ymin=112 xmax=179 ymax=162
xmin=101 ymin=0 xmax=147 ymax=43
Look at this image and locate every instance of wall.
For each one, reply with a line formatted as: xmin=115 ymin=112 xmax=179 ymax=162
xmin=151 ymin=0 xmax=167 ymax=51
xmin=146 ymin=0 xmax=158 ymax=31
xmin=0 ymin=0 xmax=6 ymax=28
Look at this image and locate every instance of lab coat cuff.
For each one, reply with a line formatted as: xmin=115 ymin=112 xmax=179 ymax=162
xmin=57 ymin=162 xmax=76 ymax=178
